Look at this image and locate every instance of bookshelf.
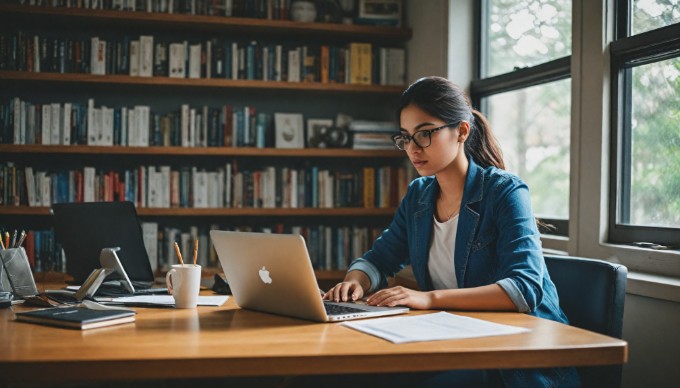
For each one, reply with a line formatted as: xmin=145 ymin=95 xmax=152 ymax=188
xmin=0 ymin=3 xmax=412 ymax=283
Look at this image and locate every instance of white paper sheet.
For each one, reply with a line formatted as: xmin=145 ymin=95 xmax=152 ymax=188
xmin=341 ymin=311 xmax=530 ymax=344
xmin=95 ymin=295 xmax=229 ymax=307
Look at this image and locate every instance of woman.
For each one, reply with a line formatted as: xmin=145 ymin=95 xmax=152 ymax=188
xmin=324 ymin=76 xmax=580 ymax=387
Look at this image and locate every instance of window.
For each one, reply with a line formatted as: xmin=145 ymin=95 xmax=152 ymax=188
xmin=610 ymin=1 xmax=680 ymax=247
xmin=472 ymin=0 xmax=572 ymax=235
xmin=630 ymin=0 xmax=680 ymax=35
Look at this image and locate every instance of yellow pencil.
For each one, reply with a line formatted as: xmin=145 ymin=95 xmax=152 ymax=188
xmin=173 ymin=242 xmax=184 ymax=266
xmin=0 ymin=237 xmax=4 ymax=250
xmin=192 ymin=239 xmax=198 ymax=265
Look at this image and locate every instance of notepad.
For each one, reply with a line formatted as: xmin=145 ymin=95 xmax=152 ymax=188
xmin=341 ymin=311 xmax=530 ymax=344
xmin=15 ymin=306 xmax=136 ymax=330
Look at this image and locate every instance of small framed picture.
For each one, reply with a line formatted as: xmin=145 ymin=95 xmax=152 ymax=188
xmin=306 ymin=119 xmax=334 ymax=148
xmin=357 ymin=0 xmax=402 ymax=25
xmin=274 ymin=113 xmax=305 ymax=148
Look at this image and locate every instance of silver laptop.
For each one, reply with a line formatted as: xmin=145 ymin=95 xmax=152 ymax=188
xmin=210 ymin=230 xmax=409 ymax=322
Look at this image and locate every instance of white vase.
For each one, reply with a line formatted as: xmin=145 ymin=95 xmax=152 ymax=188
xmin=291 ymin=1 xmax=317 ymax=23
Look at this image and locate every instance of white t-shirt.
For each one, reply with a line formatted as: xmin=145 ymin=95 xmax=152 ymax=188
xmin=428 ymin=214 xmax=459 ymax=290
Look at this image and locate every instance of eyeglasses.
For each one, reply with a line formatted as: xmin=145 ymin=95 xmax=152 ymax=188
xmin=391 ymin=123 xmax=459 ymax=150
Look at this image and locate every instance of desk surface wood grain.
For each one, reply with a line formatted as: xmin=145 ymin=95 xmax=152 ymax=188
xmin=0 ymin=289 xmax=627 ymax=383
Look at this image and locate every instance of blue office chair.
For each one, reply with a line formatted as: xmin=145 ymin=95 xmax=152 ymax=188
xmin=543 ymin=254 xmax=628 ymax=388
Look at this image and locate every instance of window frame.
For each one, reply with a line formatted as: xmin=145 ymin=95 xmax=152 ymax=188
xmin=471 ymin=0 xmax=572 ymax=237
xmin=609 ymin=3 xmax=680 ymax=247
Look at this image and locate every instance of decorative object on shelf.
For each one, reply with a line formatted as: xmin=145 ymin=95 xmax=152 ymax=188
xmin=306 ymin=118 xmax=334 ymax=147
xmin=357 ymin=0 xmax=402 ymax=26
xmin=290 ymin=0 xmax=318 ymax=23
xmin=274 ymin=113 xmax=305 ymax=148
xmin=316 ymin=0 xmax=344 ymax=23
xmin=326 ymin=126 xmax=350 ymax=148
xmin=338 ymin=0 xmax=357 ymax=24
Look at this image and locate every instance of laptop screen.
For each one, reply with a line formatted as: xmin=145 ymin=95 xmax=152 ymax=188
xmin=52 ymin=201 xmax=154 ymax=286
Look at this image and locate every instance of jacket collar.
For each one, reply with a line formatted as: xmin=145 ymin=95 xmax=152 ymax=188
xmin=411 ymin=157 xmax=486 ymax=290
xmin=454 ymin=158 xmax=485 ymax=287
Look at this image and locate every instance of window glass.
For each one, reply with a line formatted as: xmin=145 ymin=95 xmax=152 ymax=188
xmin=631 ymin=0 xmax=680 ymax=35
xmin=484 ymin=79 xmax=571 ymax=219
xmin=485 ymin=0 xmax=572 ymax=77
xmin=626 ymin=56 xmax=680 ymax=227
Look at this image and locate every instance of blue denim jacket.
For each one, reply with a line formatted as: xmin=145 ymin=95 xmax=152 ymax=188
xmin=349 ymin=158 xmax=580 ymax=387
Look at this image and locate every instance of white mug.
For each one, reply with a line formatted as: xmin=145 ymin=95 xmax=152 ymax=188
xmin=165 ymin=264 xmax=201 ymax=308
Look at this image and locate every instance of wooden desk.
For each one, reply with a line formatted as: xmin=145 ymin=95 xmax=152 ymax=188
xmin=0 ymin=291 xmax=627 ymax=383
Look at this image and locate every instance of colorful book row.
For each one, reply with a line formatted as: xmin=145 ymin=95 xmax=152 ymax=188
xmin=0 ymin=31 xmax=405 ymax=86
xmin=0 ymin=162 xmax=414 ymax=209
xmin=1 ymin=98 xmax=272 ymax=147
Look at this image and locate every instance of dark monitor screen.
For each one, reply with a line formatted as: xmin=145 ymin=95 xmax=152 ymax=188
xmin=52 ymin=201 xmax=154 ymax=286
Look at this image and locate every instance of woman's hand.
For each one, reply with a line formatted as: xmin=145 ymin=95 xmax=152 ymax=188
xmin=323 ymin=281 xmax=365 ymax=302
xmin=366 ymin=286 xmax=433 ymax=310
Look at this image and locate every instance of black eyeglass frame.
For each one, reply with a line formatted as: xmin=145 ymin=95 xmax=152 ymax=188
xmin=391 ymin=122 xmax=461 ymax=150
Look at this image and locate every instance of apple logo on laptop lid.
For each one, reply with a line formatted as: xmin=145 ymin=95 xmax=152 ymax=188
xmin=259 ymin=266 xmax=273 ymax=284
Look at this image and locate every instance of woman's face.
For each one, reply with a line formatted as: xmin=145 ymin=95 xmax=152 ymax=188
xmin=399 ymin=104 xmax=463 ymax=176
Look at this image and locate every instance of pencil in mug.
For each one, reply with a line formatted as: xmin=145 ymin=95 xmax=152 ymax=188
xmin=173 ymin=242 xmax=184 ymax=266
xmin=16 ymin=230 xmax=26 ymax=248
xmin=192 ymin=239 xmax=198 ymax=265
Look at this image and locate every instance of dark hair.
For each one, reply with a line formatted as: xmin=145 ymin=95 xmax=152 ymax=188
xmin=397 ymin=76 xmax=505 ymax=170
xmin=398 ymin=77 xmax=555 ymax=232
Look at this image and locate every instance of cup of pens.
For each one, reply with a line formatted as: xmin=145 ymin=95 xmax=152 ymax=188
xmin=166 ymin=240 xmax=201 ymax=309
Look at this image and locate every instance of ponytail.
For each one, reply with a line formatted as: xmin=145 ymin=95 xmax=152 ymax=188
xmin=465 ymin=110 xmax=505 ymax=170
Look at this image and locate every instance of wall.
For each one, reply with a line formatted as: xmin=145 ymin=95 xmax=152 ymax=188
xmin=405 ymin=0 xmax=450 ymax=82
xmin=622 ymin=295 xmax=680 ymax=387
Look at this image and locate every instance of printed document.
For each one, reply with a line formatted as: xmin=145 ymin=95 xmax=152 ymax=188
xmin=341 ymin=311 xmax=530 ymax=344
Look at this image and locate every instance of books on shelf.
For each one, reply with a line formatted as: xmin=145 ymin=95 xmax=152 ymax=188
xmin=14 ymin=306 xmax=136 ymax=330
xmin=379 ymin=47 xmax=406 ymax=86
xmin=349 ymin=120 xmax=399 ymax=150
xmin=12 ymin=0 xmax=303 ymax=20
xmin=0 ymin=160 xmax=415 ymax=210
xmin=349 ymin=43 xmax=372 ymax=85
xmin=1 ymin=98 xmax=277 ymax=148
xmin=0 ymin=31 xmax=406 ymax=87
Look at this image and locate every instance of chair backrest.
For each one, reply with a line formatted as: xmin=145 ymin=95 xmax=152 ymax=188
xmin=544 ymin=254 xmax=628 ymax=388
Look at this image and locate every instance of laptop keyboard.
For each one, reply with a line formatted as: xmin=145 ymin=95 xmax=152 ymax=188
xmin=133 ymin=287 xmax=168 ymax=295
xmin=95 ymin=285 xmax=168 ymax=297
xmin=324 ymin=302 xmax=368 ymax=316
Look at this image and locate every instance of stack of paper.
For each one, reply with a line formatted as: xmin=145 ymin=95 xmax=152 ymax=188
xmin=341 ymin=312 xmax=530 ymax=344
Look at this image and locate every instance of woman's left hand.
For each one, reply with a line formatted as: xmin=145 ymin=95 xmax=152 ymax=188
xmin=365 ymin=286 xmax=433 ymax=310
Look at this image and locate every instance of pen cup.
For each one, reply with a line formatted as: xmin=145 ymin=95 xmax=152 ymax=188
xmin=0 ymin=247 xmax=39 ymax=298
xmin=165 ymin=264 xmax=201 ymax=309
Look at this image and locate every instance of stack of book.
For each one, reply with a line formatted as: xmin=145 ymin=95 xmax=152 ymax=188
xmin=349 ymin=120 xmax=398 ymax=150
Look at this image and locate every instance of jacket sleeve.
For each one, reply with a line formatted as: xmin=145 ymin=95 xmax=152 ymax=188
xmin=492 ymin=176 xmax=545 ymax=313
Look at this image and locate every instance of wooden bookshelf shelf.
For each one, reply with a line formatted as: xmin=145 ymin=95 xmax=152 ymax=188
xmin=0 ymin=71 xmax=405 ymax=94
xmin=0 ymin=206 xmax=397 ymax=217
xmin=0 ymin=4 xmax=412 ymax=42
xmin=0 ymin=144 xmax=404 ymax=158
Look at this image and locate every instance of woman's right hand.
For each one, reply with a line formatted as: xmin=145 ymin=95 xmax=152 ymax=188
xmin=323 ymin=281 xmax=365 ymax=303
xmin=323 ymin=270 xmax=371 ymax=302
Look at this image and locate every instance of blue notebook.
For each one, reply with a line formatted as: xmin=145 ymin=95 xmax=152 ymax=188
xmin=15 ymin=307 xmax=136 ymax=330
